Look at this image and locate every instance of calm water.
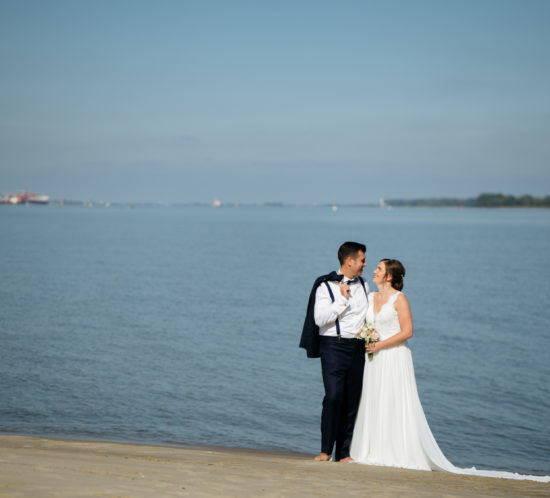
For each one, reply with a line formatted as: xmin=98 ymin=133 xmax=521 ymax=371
xmin=1 ymin=205 xmax=549 ymax=476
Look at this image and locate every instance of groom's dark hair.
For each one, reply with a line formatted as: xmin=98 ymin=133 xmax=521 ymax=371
xmin=338 ymin=241 xmax=366 ymax=265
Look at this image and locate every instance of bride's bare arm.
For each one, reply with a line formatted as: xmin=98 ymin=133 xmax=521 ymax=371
xmin=366 ymin=294 xmax=413 ymax=353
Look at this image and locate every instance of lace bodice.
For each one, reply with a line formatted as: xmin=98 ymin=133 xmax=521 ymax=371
xmin=366 ymin=291 xmax=402 ymax=340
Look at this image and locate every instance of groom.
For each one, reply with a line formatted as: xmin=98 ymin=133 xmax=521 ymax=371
xmin=300 ymin=242 xmax=368 ymax=462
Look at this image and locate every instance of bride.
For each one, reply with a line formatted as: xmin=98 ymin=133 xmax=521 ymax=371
xmin=349 ymin=259 xmax=549 ymax=482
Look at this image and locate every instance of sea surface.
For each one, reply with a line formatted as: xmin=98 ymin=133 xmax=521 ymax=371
xmin=1 ymin=205 xmax=549 ymax=476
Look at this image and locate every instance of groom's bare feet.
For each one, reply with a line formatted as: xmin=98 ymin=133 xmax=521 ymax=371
xmin=339 ymin=456 xmax=353 ymax=463
xmin=314 ymin=453 xmax=331 ymax=461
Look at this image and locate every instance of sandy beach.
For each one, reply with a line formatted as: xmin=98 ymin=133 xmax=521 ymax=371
xmin=0 ymin=435 xmax=548 ymax=497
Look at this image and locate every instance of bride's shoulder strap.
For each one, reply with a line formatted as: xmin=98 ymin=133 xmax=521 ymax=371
xmin=390 ymin=291 xmax=402 ymax=304
xmin=393 ymin=291 xmax=409 ymax=306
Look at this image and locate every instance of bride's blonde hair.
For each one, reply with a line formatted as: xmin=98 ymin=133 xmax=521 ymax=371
xmin=380 ymin=259 xmax=406 ymax=291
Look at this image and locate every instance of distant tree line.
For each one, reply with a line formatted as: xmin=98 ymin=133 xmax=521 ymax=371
xmin=475 ymin=193 xmax=550 ymax=207
xmin=385 ymin=193 xmax=550 ymax=208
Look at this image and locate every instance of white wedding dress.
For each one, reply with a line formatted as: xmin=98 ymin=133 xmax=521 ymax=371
xmin=350 ymin=291 xmax=550 ymax=482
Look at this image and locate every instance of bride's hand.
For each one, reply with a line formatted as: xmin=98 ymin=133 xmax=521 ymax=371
xmin=366 ymin=342 xmax=378 ymax=354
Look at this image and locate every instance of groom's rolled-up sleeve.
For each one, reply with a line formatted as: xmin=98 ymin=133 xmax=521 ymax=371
xmin=314 ymin=283 xmax=349 ymax=328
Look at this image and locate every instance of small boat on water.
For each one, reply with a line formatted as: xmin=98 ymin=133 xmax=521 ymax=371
xmin=26 ymin=194 xmax=50 ymax=205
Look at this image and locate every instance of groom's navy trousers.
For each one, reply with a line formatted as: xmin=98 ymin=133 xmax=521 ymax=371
xmin=319 ymin=335 xmax=365 ymax=461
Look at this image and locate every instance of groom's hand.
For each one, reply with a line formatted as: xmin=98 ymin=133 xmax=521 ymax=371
xmin=339 ymin=282 xmax=351 ymax=299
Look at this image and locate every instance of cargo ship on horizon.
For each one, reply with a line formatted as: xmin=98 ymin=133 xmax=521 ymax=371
xmin=1 ymin=191 xmax=50 ymax=205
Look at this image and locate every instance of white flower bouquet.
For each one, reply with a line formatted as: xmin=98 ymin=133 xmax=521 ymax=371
xmin=356 ymin=322 xmax=380 ymax=360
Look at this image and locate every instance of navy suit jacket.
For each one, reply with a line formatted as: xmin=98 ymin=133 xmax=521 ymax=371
xmin=299 ymin=271 xmax=343 ymax=358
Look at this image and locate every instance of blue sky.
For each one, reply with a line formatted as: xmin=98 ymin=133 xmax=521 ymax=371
xmin=1 ymin=0 xmax=549 ymax=203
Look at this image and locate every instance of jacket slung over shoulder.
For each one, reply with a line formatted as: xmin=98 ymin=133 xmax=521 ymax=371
xmin=299 ymin=271 xmax=341 ymax=358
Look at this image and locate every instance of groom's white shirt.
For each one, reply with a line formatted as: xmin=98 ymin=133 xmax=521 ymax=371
xmin=314 ymin=272 xmax=369 ymax=339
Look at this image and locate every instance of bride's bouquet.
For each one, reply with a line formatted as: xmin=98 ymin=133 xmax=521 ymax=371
xmin=356 ymin=322 xmax=380 ymax=360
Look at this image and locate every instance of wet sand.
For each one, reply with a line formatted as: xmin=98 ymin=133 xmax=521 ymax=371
xmin=0 ymin=435 xmax=548 ymax=497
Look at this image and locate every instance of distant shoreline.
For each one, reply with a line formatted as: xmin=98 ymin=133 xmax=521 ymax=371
xmin=2 ymin=192 xmax=549 ymax=209
xmin=2 ymin=202 xmax=549 ymax=209
xmin=383 ymin=193 xmax=550 ymax=208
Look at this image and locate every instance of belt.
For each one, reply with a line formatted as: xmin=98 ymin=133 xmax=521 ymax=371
xmin=320 ymin=335 xmax=359 ymax=342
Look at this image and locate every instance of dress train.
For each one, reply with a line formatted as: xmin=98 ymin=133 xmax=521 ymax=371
xmin=349 ymin=292 xmax=549 ymax=483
